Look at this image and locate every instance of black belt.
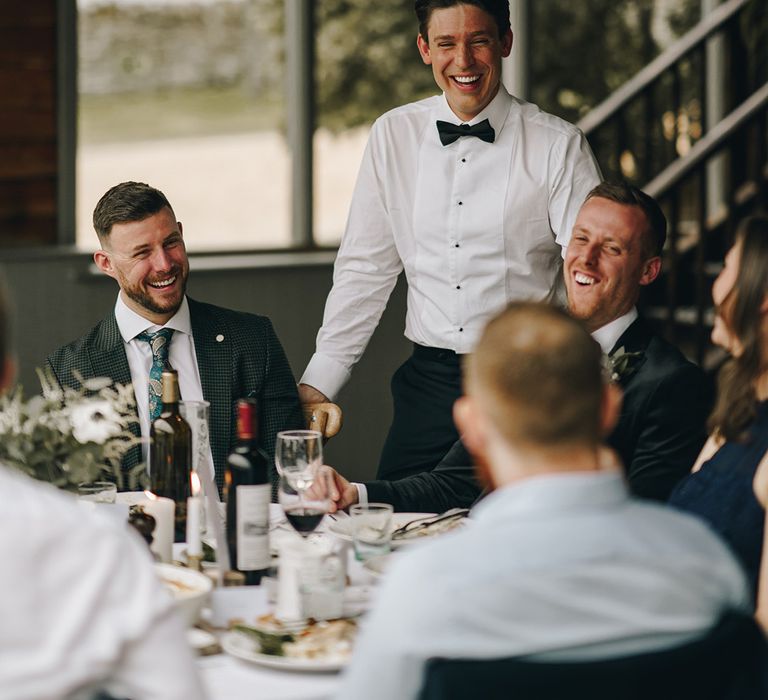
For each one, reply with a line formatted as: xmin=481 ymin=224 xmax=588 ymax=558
xmin=413 ymin=343 xmax=462 ymax=364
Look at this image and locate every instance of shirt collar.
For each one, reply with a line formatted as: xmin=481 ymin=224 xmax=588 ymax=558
xmin=473 ymin=472 xmax=629 ymax=524
xmin=436 ymin=85 xmax=512 ymax=137
xmin=591 ymin=307 xmax=638 ymax=355
xmin=114 ymin=293 xmax=192 ymax=342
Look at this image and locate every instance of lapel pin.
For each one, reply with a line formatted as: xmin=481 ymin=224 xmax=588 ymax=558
xmin=216 ymin=334 xmax=224 ymax=343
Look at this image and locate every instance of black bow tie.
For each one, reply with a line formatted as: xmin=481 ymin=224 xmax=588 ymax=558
xmin=436 ymin=118 xmax=495 ymax=146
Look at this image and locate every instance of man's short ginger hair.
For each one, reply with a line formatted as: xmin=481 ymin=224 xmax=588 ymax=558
xmin=465 ymin=302 xmax=604 ymax=448
xmin=93 ymin=181 xmax=174 ymax=244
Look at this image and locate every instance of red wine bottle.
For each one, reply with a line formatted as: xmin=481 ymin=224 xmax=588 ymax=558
xmin=149 ymin=369 xmax=192 ymax=542
xmin=224 ymin=398 xmax=271 ymax=585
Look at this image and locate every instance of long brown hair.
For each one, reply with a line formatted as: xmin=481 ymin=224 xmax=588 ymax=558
xmin=709 ymin=216 xmax=768 ymax=441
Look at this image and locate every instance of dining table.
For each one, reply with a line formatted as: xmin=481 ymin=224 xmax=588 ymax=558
xmin=192 ymin=504 xmax=382 ymax=700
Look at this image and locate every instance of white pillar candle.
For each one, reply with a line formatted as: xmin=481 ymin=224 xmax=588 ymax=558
xmin=187 ymin=472 xmax=203 ymax=558
xmin=142 ymin=492 xmax=174 ymax=564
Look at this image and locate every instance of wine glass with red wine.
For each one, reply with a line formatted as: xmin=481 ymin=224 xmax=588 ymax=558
xmin=278 ymin=475 xmax=329 ymax=537
xmin=275 ymin=430 xmax=327 ymax=537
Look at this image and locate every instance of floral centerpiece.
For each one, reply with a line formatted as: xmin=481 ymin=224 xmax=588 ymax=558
xmin=0 ymin=369 xmax=144 ymax=491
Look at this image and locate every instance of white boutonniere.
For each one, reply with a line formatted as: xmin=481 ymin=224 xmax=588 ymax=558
xmin=604 ymin=347 xmax=644 ymax=383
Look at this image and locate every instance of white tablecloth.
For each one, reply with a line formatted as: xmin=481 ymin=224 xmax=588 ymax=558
xmin=197 ymin=506 xmax=378 ymax=700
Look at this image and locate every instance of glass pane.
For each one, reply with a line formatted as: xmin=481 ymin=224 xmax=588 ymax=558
xmin=77 ymin=0 xmax=289 ymax=251
xmin=313 ymin=1 xmax=436 ymax=246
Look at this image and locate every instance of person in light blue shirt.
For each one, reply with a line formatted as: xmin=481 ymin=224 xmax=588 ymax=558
xmin=336 ymin=302 xmax=748 ymax=700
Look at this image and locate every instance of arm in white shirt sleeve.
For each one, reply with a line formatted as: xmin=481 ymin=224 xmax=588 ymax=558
xmin=100 ymin=529 xmax=206 ymax=700
xmin=301 ymin=124 xmax=404 ymax=400
xmin=548 ymin=127 xmax=602 ymax=254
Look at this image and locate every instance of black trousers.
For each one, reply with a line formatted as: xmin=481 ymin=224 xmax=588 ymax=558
xmin=376 ymin=344 xmax=463 ymax=482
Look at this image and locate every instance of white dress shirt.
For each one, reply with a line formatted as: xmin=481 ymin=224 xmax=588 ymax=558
xmin=302 ymin=87 xmax=601 ymax=399
xmin=0 ymin=465 xmax=205 ymax=700
xmin=337 ymin=472 xmax=748 ymax=700
xmin=592 ymin=307 xmax=638 ymax=354
xmin=115 ymin=294 xmax=216 ymax=481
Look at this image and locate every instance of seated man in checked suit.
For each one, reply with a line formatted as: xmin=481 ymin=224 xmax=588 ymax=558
xmin=46 ymin=181 xmax=303 ymax=493
xmin=319 ymin=183 xmax=710 ymax=511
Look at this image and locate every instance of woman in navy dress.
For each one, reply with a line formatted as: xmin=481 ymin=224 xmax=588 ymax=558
xmin=669 ymin=216 xmax=768 ymax=601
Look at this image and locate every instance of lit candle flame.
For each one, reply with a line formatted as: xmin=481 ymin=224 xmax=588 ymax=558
xmin=144 ymin=490 xmax=157 ymax=501
xmin=191 ymin=471 xmax=201 ymax=497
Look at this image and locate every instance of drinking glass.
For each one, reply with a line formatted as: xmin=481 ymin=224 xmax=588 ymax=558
xmin=350 ymin=503 xmax=393 ymax=561
xmin=277 ymin=475 xmax=329 ymax=538
xmin=179 ymin=400 xmax=211 ymax=540
xmin=77 ymin=481 xmax=117 ymax=503
xmin=274 ymin=430 xmax=323 ymax=492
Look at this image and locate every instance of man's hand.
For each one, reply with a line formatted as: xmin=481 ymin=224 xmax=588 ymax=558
xmin=299 ymin=383 xmax=330 ymax=404
xmin=311 ymin=464 xmax=359 ymax=513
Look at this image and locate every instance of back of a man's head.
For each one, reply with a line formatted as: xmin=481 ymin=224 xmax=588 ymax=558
xmin=466 ymin=302 xmax=604 ymax=450
xmin=93 ymin=181 xmax=174 ymax=244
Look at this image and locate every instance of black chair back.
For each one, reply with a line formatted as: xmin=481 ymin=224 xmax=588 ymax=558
xmin=419 ymin=612 xmax=768 ymax=700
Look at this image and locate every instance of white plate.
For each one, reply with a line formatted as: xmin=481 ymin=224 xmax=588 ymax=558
xmin=328 ymin=512 xmax=436 ymax=548
xmin=221 ymin=631 xmax=346 ymax=672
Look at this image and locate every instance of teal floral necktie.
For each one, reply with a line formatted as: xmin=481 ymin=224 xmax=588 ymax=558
xmin=136 ymin=328 xmax=175 ymax=420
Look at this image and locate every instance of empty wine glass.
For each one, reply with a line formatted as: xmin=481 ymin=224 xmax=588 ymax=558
xmin=275 ymin=430 xmax=323 ymax=492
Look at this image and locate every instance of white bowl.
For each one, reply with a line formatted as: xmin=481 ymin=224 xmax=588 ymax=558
xmin=155 ymin=563 xmax=213 ymax=626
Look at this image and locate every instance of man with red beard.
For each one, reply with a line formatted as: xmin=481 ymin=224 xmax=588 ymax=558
xmin=47 ymin=181 xmax=302 ymax=493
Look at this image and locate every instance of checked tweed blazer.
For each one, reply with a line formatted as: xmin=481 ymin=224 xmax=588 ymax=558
xmin=46 ymin=298 xmax=304 ymax=493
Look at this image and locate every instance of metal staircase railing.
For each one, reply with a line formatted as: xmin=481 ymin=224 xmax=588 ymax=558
xmin=575 ymin=0 xmax=767 ymax=366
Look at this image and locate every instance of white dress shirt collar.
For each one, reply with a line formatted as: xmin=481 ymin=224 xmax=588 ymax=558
xmin=473 ymin=472 xmax=628 ymax=524
xmin=591 ymin=307 xmax=638 ymax=355
xmin=114 ymin=293 xmax=192 ymax=340
xmin=436 ymin=85 xmax=513 ymax=134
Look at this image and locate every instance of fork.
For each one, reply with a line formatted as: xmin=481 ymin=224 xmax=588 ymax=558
xmin=391 ymin=508 xmax=469 ymax=538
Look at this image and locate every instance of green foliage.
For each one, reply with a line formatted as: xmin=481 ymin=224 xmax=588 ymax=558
xmin=0 ymin=370 xmax=145 ymax=492
xmin=314 ymin=0 xmax=436 ymax=129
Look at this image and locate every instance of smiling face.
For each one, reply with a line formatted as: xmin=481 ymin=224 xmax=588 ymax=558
xmin=711 ymin=240 xmax=742 ymax=355
xmin=564 ymin=197 xmax=661 ymax=333
xmin=417 ymin=3 xmax=513 ymax=122
xmin=93 ymin=206 xmax=189 ymax=325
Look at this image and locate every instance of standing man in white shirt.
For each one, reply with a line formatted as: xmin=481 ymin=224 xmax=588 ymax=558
xmin=47 ymin=181 xmax=303 ymax=495
xmin=336 ymin=302 xmax=748 ymax=700
xmin=0 ymin=280 xmax=205 ymax=700
xmin=300 ymin=0 xmax=601 ymax=481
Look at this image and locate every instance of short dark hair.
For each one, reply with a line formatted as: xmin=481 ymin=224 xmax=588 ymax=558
xmin=466 ymin=302 xmax=604 ymax=448
xmin=415 ymin=0 xmax=511 ymax=41
xmin=93 ymin=181 xmax=174 ymax=242
xmin=585 ymin=181 xmax=667 ymax=258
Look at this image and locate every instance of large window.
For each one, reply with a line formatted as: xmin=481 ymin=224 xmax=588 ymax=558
xmin=77 ymin=0 xmax=291 ymax=251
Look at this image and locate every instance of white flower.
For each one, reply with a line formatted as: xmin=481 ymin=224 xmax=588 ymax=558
xmin=69 ymin=400 xmax=123 ymax=445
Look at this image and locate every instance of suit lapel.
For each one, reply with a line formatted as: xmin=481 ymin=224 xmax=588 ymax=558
xmin=189 ymin=299 xmax=232 ymax=472
xmin=608 ymin=317 xmax=652 ymax=386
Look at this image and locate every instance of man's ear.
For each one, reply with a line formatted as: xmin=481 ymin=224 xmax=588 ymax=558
xmin=501 ymin=29 xmax=513 ymax=58
xmin=600 ymin=382 xmax=623 ymax=437
xmin=416 ymin=33 xmax=432 ymax=65
xmin=93 ymin=249 xmax=117 ymax=280
xmin=454 ymin=395 xmax=487 ymax=461
xmin=639 ymin=256 xmax=661 ymax=286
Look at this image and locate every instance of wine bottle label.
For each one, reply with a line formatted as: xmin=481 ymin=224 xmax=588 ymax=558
xmin=236 ymin=484 xmax=270 ymax=571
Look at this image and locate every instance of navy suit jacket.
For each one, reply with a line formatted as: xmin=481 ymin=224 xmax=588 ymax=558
xmin=46 ymin=298 xmax=304 ymax=493
xmin=365 ymin=316 xmax=710 ymax=510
